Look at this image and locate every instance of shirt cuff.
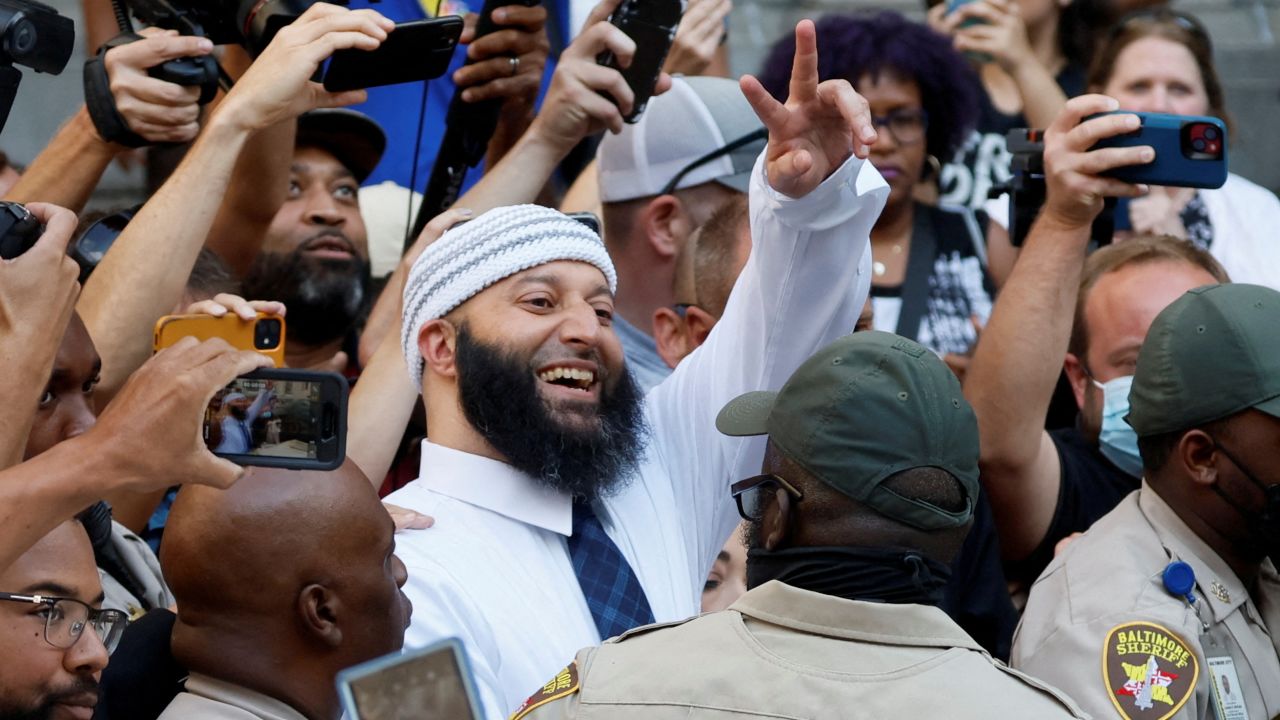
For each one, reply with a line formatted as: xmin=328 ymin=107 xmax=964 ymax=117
xmin=749 ymin=149 xmax=888 ymax=231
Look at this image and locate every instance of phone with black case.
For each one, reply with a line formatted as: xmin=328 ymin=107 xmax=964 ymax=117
xmin=205 ymin=369 xmax=347 ymax=471
xmin=597 ymin=0 xmax=682 ymax=123
xmin=1089 ymin=111 xmax=1228 ymax=189
xmin=324 ymin=16 xmax=465 ymax=92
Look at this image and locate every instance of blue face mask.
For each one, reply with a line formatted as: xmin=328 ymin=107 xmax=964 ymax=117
xmin=1093 ymin=374 xmax=1143 ymax=478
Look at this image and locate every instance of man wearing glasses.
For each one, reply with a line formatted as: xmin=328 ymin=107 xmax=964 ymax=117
xmin=595 ymin=75 xmax=767 ymax=392
xmin=511 ymin=332 xmax=1087 ymax=719
xmin=0 ymin=520 xmax=125 ymax=720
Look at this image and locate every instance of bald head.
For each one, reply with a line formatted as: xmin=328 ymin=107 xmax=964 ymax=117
xmin=163 ymin=461 xmax=410 ymax=719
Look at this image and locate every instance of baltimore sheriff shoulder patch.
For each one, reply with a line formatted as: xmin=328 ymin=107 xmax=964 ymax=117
xmin=1102 ymin=621 xmax=1199 ymax=720
xmin=510 ymin=662 xmax=579 ymax=720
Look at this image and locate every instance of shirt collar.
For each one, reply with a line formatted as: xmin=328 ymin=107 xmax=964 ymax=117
xmin=730 ymin=580 xmax=983 ymax=653
xmin=182 ymin=673 xmax=309 ymax=720
xmin=417 ymin=440 xmax=573 ymax=536
xmin=1138 ymin=482 xmax=1251 ymax=622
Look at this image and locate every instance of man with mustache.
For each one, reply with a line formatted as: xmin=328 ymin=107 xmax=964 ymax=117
xmin=0 ymin=519 xmax=124 ymax=720
xmin=510 ymin=332 xmax=1087 ymax=719
xmin=388 ymin=18 xmax=888 ymax=719
xmin=242 ymin=109 xmax=386 ymax=372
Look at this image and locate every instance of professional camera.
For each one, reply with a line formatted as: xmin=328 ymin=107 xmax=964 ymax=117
xmin=0 ymin=1 xmax=74 ymax=136
xmin=0 ymin=200 xmax=44 ymax=260
xmin=994 ymin=128 xmax=1114 ymax=248
xmin=116 ymin=0 xmax=355 ymax=55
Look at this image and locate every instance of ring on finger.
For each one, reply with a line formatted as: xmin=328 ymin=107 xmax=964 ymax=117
xmin=509 ymin=55 xmax=520 ymax=76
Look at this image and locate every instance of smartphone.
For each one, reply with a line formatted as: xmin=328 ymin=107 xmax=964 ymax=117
xmin=945 ymin=0 xmax=991 ymax=63
xmin=1090 ymin=111 xmax=1228 ymax=189
xmin=154 ymin=313 xmax=287 ymax=367
xmin=567 ymin=211 xmax=601 ymax=235
xmin=324 ymin=16 xmax=465 ymax=92
xmin=337 ymin=639 xmax=485 ymax=720
xmin=597 ymin=0 xmax=681 ymax=123
xmin=205 ymin=369 xmax=347 ymax=471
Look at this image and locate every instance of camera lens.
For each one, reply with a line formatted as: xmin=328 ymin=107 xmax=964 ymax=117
xmin=1203 ymin=126 xmax=1219 ymax=141
xmin=11 ymin=19 xmax=36 ymax=56
xmin=1192 ymin=138 xmax=1206 ymax=152
xmin=255 ymin=319 xmax=282 ymax=350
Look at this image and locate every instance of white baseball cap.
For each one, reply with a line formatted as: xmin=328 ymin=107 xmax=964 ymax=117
xmin=597 ymin=76 xmax=766 ymax=203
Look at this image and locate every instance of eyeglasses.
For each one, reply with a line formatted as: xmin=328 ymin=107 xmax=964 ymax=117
xmin=660 ymin=128 xmax=769 ymax=197
xmin=730 ymin=473 xmax=804 ymax=522
xmin=0 ymin=592 xmax=128 ymax=654
xmin=872 ymin=109 xmax=928 ymax=146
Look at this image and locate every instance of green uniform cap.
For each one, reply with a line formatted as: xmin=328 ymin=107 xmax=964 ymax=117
xmin=1126 ymin=283 xmax=1280 ymax=436
xmin=716 ymin=331 xmax=979 ymax=530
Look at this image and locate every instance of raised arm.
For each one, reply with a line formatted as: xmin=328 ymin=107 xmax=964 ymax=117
xmin=3 ymin=30 xmax=212 ymax=213
xmin=964 ymin=95 xmax=1151 ymax=560
xmin=77 ymin=5 xmax=394 ymax=404
xmin=648 ymin=19 xmax=888 ymax=565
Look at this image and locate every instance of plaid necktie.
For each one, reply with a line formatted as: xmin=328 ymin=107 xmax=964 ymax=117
xmin=566 ymin=499 xmax=655 ymax=640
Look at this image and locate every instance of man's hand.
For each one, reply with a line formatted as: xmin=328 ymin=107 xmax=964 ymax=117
xmin=453 ymin=5 xmax=550 ymax=106
xmin=1041 ymin=94 xmax=1152 ymax=229
xmin=92 ymin=337 xmax=272 ymax=492
xmin=739 ymin=20 xmax=877 ymax=198
xmin=215 ymin=3 xmax=394 ymax=133
xmin=663 ymin=0 xmax=731 ymax=76
xmin=184 ymin=293 xmax=287 ymax=322
xmin=528 ymin=0 xmax=672 ymax=144
xmin=103 ymin=28 xmax=213 ymax=144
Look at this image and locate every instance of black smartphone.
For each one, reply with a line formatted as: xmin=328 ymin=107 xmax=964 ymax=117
xmin=323 ymin=16 xmax=465 ymax=92
xmin=567 ymin=211 xmax=601 ymax=235
xmin=597 ymin=0 xmax=681 ymax=123
xmin=1090 ymin=111 xmax=1228 ymax=189
xmin=205 ymin=369 xmax=348 ymax=471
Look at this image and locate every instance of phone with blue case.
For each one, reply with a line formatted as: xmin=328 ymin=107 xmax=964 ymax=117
xmin=1089 ymin=111 xmax=1228 ymax=189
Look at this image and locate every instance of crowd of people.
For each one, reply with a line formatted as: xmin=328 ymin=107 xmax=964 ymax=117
xmin=1 ymin=0 xmax=1278 ymax=718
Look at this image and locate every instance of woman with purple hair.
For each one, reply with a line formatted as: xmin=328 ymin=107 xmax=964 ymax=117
xmin=759 ymin=12 xmax=991 ymax=376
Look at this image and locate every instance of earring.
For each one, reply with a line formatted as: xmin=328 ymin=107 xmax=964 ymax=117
xmin=924 ymin=154 xmax=943 ymax=179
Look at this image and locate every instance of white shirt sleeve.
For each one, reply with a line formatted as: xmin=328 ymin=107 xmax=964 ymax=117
xmin=644 ymin=149 xmax=888 ymax=575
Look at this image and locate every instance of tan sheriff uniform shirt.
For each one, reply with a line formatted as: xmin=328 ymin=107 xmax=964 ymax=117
xmin=511 ymin=580 xmax=1087 ymax=719
xmin=156 ymin=674 xmax=308 ymax=720
xmin=1012 ymin=483 xmax=1280 ymax=720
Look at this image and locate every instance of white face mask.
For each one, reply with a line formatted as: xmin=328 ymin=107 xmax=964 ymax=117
xmin=1092 ymin=374 xmax=1143 ymax=478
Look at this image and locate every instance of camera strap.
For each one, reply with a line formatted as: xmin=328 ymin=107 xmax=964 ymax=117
xmin=84 ymin=32 xmax=150 ymax=148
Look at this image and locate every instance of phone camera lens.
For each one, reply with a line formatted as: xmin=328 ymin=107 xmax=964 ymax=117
xmin=255 ymin=319 xmax=282 ymax=350
xmin=1192 ymin=138 xmax=1206 ymax=152
xmin=1202 ymin=126 xmax=1220 ymax=141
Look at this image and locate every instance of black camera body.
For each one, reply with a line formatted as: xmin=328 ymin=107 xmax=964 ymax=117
xmin=0 ymin=200 xmax=44 ymax=260
xmin=0 ymin=0 xmax=72 ymax=74
xmin=996 ymin=129 xmax=1114 ymax=248
xmin=122 ymin=0 xmax=348 ymax=54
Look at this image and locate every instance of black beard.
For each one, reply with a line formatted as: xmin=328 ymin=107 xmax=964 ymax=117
xmin=0 ymin=679 xmax=98 ymax=720
xmin=242 ymin=244 xmax=370 ymax=348
xmin=454 ymin=325 xmax=648 ymax=502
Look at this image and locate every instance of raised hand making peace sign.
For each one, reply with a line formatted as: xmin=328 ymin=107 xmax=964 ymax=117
xmin=739 ymin=20 xmax=879 ymax=199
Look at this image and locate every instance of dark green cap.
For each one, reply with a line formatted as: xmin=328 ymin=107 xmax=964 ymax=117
xmin=716 ymin=331 xmax=979 ymax=530
xmin=1126 ymin=283 xmax=1280 ymax=436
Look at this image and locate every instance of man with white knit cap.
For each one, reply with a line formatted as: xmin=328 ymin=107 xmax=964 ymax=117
xmin=387 ymin=19 xmax=888 ymax=720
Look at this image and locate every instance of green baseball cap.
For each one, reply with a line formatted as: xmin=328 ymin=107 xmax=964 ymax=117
xmin=1126 ymin=283 xmax=1280 ymax=436
xmin=716 ymin=331 xmax=979 ymax=530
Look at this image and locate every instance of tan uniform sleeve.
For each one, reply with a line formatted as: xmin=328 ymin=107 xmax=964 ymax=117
xmin=508 ymin=652 xmax=588 ymax=720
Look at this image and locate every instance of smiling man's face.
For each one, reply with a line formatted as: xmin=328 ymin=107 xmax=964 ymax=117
xmin=0 ymin=522 xmax=109 ymax=720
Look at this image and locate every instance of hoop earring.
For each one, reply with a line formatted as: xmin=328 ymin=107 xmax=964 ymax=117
xmin=924 ymin=154 xmax=943 ymax=179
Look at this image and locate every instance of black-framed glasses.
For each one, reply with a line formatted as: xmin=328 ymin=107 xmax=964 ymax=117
xmin=730 ymin=473 xmax=804 ymax=522
xmin=0 ymin=592 xmax=128 ymax=654
xmin=872 ymin=109 xmax=928 ymax=146
xmin=660 ymin=128 xmax=769 ymax=196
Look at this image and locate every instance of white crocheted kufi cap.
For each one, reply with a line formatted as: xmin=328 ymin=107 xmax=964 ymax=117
xmin=400 ymin=204 xmax=617 ymax=389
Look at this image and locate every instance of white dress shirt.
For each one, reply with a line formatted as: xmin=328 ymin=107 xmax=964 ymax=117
xmin=385 ymin=150 xmax=888 ymax=719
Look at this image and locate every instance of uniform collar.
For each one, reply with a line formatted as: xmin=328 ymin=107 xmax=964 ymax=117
xmin=1138 ymin=482 xmax=1253 ymax=623
xmin=181 ymin=673 xmax=309 ymax=720
xmin=417 ymin=440 xmax=573 ymax=536
xmin=730 ymin=580 xmax=984 ymax=653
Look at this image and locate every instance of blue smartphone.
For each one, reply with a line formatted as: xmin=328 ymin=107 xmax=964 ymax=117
xmin=1089 ymin=111 xmax=1228 ymax=189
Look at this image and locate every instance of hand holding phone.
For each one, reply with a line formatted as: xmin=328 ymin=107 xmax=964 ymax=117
xmin=1089 ymin=111 xmax=1227 ymax=189
xmin=155 ymin=311 xmax=287 ymax=367
xmin=324 ymin=17 xmax=465 ymax=92
xmin=596 ymin=0 xmax=681 ymax=123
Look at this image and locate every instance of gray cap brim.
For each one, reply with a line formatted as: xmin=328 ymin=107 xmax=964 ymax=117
xmin=714 ymin=170 xmax=752 ymax=196
xmin=1255 ymin=393 xmax=1280 ymax=420
xmin=716 ymin=390 xmax=777 ymax=436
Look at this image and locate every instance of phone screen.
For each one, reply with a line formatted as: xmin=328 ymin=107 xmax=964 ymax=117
xmin=339 ymin=642 xmax=483 ymax=720
xmin=206 ymin=376 xmax=328 ymax=460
